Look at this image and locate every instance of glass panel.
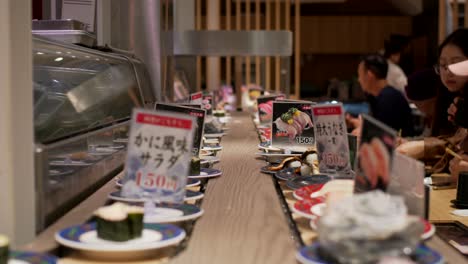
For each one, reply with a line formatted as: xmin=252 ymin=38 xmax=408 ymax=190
xmin=33 ymin=37 xmax=142 ymax=143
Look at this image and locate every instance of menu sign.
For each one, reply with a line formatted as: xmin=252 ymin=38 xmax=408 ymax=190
xmin=311 ymin=103 xmax=351 ymax=173
xmin=354 ymin=114 xmax=397 ymax=193
xmin=271 ymin=101 xmax=315 ymax=151
xmin=257 ymin=94 xmax=285 ymax=125
xmin=123 ymin=109 xmax=195 ymax=203
xmin=189 ymin=91 xmax=203 ymax=105
xmin=202 ymin=92 xmax=214 ymax=115
xmin=155 ymin=103 xmax=206 ymax=156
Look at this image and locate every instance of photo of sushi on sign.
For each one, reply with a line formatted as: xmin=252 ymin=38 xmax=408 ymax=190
xmin=201 ymin=92 xmax=214 ymax=116
xmin=121 ymin=109 xmax=195 ymax=204
xmin=311 ymin=103 xmax=351 ymax=174
xmin=354 ymin=114 xmax=397 ymax=193
xmin=189 ymin=91 xmax=203 ymax=105
xmin=272 ymin=101 xmax=314 ymax=152
xmin=155 ymin=103 xmax=206 ymax=157
xmin=257 ymin=94 xmax=285 ymax=125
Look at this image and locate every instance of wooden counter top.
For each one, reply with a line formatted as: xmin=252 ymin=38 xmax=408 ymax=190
xmin=170 ymin=112 xmax=297 ymax=264
xmin=429 ymin=188 xmax=468 ymax=226
xmin=22 ymin=112 xmax=468 ymax=263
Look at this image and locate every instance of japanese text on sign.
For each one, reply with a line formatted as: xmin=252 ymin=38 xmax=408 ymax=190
xmin=311 ymin=104 xmax=350 ymax=173
xmin=124 ymin=109 xmax=195 ymax=203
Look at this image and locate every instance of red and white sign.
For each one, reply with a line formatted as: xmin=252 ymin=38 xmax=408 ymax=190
xmin=136 ymin=113 xmax=192 ymax=130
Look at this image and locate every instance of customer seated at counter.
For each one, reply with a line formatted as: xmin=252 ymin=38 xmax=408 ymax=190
xmin=348 ymin=53 xmax=415 ymax=137
xmin=384 ymin=36 xmax=408 ymax=95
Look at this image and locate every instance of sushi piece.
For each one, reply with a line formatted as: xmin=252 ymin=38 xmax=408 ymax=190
xmin=0 ymin=235 xmax=8 ymax=264
xmin=190 ymin=157 xmax=201 ymax=176
xmin=95 ymin=203 xmax=144 ymax=242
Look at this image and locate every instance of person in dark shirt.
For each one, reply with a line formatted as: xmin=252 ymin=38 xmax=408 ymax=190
xmin=349 ymin=53 xmax=415 ymax=137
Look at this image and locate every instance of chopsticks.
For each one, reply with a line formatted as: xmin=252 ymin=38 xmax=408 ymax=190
xmin=446 ymin=147 xmax=463 ymax=159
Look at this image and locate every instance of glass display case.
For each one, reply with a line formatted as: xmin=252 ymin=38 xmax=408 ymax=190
xmin=33 ymin=37 xmax=155 ymax=231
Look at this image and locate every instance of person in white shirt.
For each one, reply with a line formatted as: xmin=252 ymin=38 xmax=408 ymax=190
xmin=384 ymin=38 xmax=408 ymax=96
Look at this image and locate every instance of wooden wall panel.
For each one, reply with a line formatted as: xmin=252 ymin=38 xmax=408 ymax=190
xmin=299 ymin=16 xmax=412 ymax=54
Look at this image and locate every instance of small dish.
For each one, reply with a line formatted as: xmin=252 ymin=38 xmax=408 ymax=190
xmin=188 ymin=168 xmax=222 ymax=179
xmin=286 ymin=175 xmax=331 ymax=190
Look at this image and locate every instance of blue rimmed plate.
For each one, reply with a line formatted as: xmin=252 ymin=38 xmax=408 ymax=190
xmin=8 ymin=251 xmax=58 ymax=264
xmin=275 ymin=168 xmax=298 ymax=181
xmin=108 ymin=190 xmax=203 ymax=203
xmin=297 ymin=243 xmax=444 ymax=264
xmin=116 ymin=178 xmax=201 ymax=188
xmin=286 ymin=175 xmax=332 ymax=190
xmin=201 ymin=146 xmax=223 ymax=152
xmin=260 ymin=165 xmax=279 ymax=174
xmin=204 ymin=133 xmax=226 ymax=138
xmin=143 ymin=203 xmax=204 ymax=223
xmin=55 ymin=222 xmax=185 ymax=254
xmin=188 ymin=168 xmax=222 ymax=179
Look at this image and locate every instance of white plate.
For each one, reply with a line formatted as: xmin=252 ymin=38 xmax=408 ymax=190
xmin=143 ymin=204 xmax=204 ymax=223
xmin=201 ymin=156 xmax=220 ymax=164
xmin=188 ymin=168 xmax=222 ymax=179
xmin=201 ymin=146 xmax=223 ymax=152
xmin=204 ymin=133 xmax=226 ymax=138
xmin=9 ymin=260 xmax=29 ymax=264
xmin=108 ymin=190 xmax=203 ymax=203
xmin=55 ymin=223 xmax=185 ymax=253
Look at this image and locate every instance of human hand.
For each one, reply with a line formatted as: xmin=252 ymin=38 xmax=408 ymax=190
xmin=449 ymin=154 xmax=468 ymax=182
xmin=447 ymin=97 xmax=461 ymax=122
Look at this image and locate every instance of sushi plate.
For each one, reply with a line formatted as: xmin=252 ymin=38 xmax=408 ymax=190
xmin=201 ymin=156 xmax=220 ymax=164
xmin=286 ymin=175 xmax=331 ymax=190
xmin=293 ymin=184 xmax=325 ymax=201
xmin=260 ymin=165 xmax=279 ymax=175
xmin=55 ymin=222 xmax=185 ymax=253
xmin=188 ymin=168 xmax=222 ymax=179
xmin=8 ymin=251 xmax=58 ymax=264
xmin=291 ymin=197 xmax=326 ymax=220
xmin=201 ymin=146 xmax=223 ymax=152
xmin=108 ymin=190 xmax=204 ymax=203
xmin=296 ymin=243 xmax=444 ymax=264
xmin=144 ymin=203 xmax=204 ymax=223
xmin=255 ymin=152 xmax=302 ymax=163
xmin=275 ymin=168 xmax=298 ymax=181
xmin=116 ymin=178 xmax=201 ymax=188
xmin=204 ymin=133 xmax=226 ymax=138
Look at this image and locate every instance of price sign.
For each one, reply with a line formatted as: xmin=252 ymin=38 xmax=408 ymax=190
xmin=123 ymin=109 xmax=195 ymax=203
xmin=155 ymin=103 xmax=206 ymax=156
xmin=311 ymin=103 xmax=350 ymax=174
xmin=189 ymin=91 xmax=203 ymax=105
xmin=271 ymin=101 xmax=315 ymax=152
xmin=354 ymin=114 xmax=397 ymax=193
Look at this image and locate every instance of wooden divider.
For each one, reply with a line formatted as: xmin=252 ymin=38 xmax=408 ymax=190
xmin=265 ymin=0 xmax=271 ymax=91
xmin=196 ymin=0 xmax=202 ymax=91
xmin=453 ymin=0 xmax=459 ymax=30
xmin=275 ymin=0 xmax=281 ymax=93
xmin=294 ymin=0 xmax=300 ymax=99
xmin=246 ymin=0 xmax=251 ymax=86
xmin=226 ymin=0 xmax=232 ymax=87
xmin=255 ymin=0 xmax=261 ymax=86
